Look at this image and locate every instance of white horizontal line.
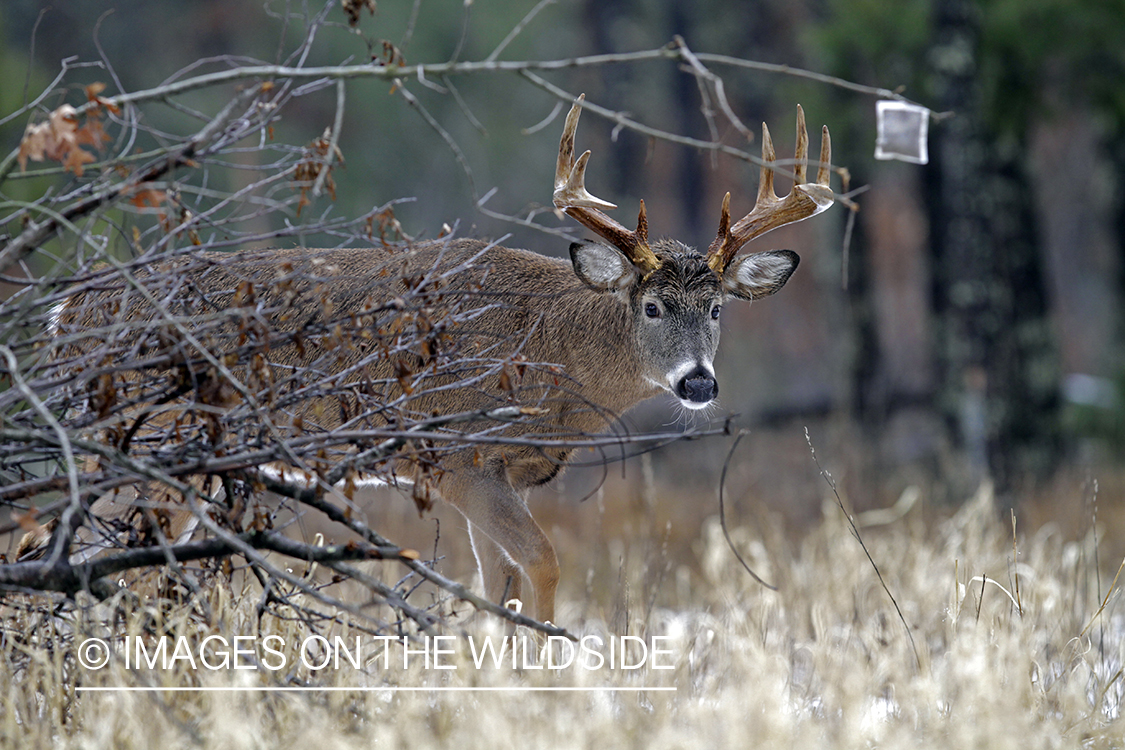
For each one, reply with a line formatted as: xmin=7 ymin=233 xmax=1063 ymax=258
xmin=76 ymin=686 xmax=676 ymax=693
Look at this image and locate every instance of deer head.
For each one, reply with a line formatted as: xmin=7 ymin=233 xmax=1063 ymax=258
xmin=553 ymin=95 xmax=834 ymax=409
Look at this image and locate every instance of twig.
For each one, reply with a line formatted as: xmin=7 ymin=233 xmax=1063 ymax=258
xmin=393 ymin=83 xmax=478 ymax=199
xmin=81 ymin=530 xmax=414 ymax=581
xmin=447 ymin=0 xmax=472 ymax=65
xmin=805 ymin=427 xmax=920 ymax=668
xmin=485 ymin=0 xmax=558 ymax=63
xmin=692 ymin=51 xmax=938 ymax=115
xmin=717 ymin=430 xmax=776 ymax=590
xmin=399 ymin=0 xmax=423 ymax=53
xmin=1011 ymin=509 xmax=1023 ymax=616
xmin=1080 ymin=555 xmax=1125 ymax=638
xmin=21 ymin=8 xmax=51 ymax=110
xmin=311 ymin=80 xmax=345 ymax=198
xmin=0 ymin=346 xmax=81 ymax=567
xmin=674 ymin=37 xmax=755 ymax=143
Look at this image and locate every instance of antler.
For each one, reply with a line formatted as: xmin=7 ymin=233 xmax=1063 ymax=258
xmin=706 ymin=105 xmax=834 ymax=274
xmin=553 ymin=95 xmax=661 ymax=275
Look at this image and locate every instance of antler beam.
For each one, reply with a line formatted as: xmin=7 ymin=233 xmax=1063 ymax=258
xmin=706 ymin=105 xmax=834 ymax=274
xmin=553 ymin=95 xmax=661 ymax=275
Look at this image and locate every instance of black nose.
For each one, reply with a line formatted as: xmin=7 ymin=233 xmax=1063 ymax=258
xmin=675 ymin=366 xmax=718 ymax=403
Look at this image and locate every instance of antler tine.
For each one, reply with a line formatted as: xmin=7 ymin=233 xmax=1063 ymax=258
xmin=636 ymin=199 xmax=650 ymax=247
xmin=756 ymin=123 xmax=777 ymax=207
xmin=816 ymin=124 xmax=832 ymax=186
xmin=553 ymin=95 xmax=661 ymax=274
xmin=793 ymin=104 xmax=809 ymax=185
xmin=707 ymin=106 xmax=835 ymax=274
xmin=716 ymin=191 xmax=732 ymax=246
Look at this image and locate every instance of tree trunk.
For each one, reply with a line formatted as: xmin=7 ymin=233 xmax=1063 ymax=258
xmin=926 ymin=0 xmax=1060 ymax=497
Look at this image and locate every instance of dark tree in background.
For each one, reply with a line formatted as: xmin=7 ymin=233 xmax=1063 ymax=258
xmin=926 ymin=0 xmax=1060 ymax=495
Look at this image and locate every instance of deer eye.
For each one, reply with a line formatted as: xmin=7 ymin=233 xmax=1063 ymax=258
xmin=711 ymin=304 xmax=722 ymax=320
xmin=644 ymin=302 xmax=661 ymax=319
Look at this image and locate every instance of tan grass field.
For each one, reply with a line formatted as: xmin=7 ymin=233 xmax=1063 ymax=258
xmin=3 ymin=474 xmax=1124 ymax=749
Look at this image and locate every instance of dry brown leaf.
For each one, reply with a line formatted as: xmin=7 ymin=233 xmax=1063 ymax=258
xmin=17 ymin=93 xmax=113 ymax=176
xmin=342 ymin=0 xmax=376 ymax=27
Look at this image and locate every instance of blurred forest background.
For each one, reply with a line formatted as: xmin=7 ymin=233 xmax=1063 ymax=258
xmin=2 ymin=0 xmax=1124 ymax=529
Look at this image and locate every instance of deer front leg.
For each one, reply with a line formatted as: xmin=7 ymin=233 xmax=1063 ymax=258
xmin=446 ymin=472 xmax=559 ymax=625
xmin=467 ymin=523 xmax=523 ymax=609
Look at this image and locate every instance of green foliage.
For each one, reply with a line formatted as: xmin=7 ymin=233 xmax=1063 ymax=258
xmin=980 ymin=0 xmax=1125 ymax=133
xmin=1064 ymin=371 xmax=1125 ymax=452
xmin=806 ymin=0 xmax=1125 ymax=137
xmin=806 ymin=0 xmax=933 ymax=93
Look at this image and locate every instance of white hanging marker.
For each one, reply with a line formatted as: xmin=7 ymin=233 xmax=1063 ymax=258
xmin=875 ymin=100 xmax=931 ymax=164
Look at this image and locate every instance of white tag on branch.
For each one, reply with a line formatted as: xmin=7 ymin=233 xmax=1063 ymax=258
xmin=875 ymin=100 xmax=931 ymax=164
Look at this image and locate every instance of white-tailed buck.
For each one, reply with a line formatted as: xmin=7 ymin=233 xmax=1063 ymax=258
xmin=22 ymin=96 xmax=833 ymax=625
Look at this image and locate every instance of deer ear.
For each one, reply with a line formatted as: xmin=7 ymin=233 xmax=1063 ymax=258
xmin=721 ymin=250 xmax=799 ymax=301
xmin=569 ymin=242 xmax=638 ymax=291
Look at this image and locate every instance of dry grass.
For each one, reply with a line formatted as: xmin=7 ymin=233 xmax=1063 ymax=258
xmin=2 ymin=479 xmax=1124 ymax=750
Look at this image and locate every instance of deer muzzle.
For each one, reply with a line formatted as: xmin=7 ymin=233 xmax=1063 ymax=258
xmin=674 ymin=364 xmax=718 ymax=407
